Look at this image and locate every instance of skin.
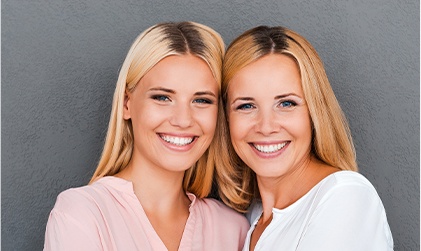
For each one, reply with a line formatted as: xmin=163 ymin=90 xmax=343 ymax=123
xmin=117 ymin=54 xmax=218 ymax=251
xmin=227 ymin=54 xmax=338 ymax=251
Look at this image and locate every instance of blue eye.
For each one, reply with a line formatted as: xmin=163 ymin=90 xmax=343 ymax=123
xmin=152 ymin=95 xmax=170 ymax=102
xmin=236 ymin=103 xmax=255 ymax=110
xmin=279 ymin=100 xmax=296 ymax=108
xmin=194 ymin=98 xmax=213 ymax=104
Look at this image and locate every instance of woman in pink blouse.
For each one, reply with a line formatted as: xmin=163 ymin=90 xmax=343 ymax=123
xmin=44 ymin=21 xmax=249 ymax=251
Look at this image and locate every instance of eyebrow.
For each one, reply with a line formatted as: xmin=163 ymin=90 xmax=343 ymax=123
xmin=274 ymin=93 xmax=301 ymax=99
xmin=195 ymin=91 xmax=217 ymax=97
xmin=148 ymin=87 xmax=216 ymax=97
xmin=231 ymin=93 xmax=301 ymax=103
xmin=148 ymin=87 xmax=175 ymax=94
xmin=231 ymin=97 xmax=254 ymax=103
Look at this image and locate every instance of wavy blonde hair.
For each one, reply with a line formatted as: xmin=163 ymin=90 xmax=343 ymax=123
xmin=90 ymin=22 xmax=225 ymax=198
xmin=217 ymin=26 xmax=358 ymax=212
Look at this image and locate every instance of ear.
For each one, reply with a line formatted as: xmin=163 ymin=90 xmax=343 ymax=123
xmin=123 ymin=91 xmax=131 ymax=120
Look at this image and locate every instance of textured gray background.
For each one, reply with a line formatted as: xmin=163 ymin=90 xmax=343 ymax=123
xmin=2 ymin=0 xmax=419 ymax=250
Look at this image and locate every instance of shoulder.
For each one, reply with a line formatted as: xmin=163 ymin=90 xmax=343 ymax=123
xmin=329 ymin=170 xmax=376 ymax=187
xmin=51 ymin=177 xmax=126 ymax=218
xmin=194 ymin=198 xmax=249 ymax=226
xmin=45 ymin=184 xmax=104 ymax=245
xmin=317 ymin=171 xmax=381 ymax=201
xmin=300 ymin=171 xmax=394 ymax=250
xmin=311 ymin=171 xmax=389 ymax=220
xmin=51 ymin=185 xmax=100 ymax=221
xmin=56 ymin=184 xmax=94 ymax=205
xmin=45 ymin=179 xmax=123 ymax=250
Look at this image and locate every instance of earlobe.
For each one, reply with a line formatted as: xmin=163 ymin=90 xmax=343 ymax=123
xmin=123 ymin=92 xmax=131 ymax=120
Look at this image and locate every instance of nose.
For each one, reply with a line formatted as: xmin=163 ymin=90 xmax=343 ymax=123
xmin=255 ymin=109 xmax=280 ymax=136
xmin=169 ymin=102 xmax=194 ymax=128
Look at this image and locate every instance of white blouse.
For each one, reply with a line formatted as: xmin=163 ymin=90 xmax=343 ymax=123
xmin=244 ymin=171 xmax=394 ymax=251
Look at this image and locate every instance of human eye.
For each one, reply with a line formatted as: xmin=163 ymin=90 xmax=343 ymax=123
xmin=193 ymin=98 xmax=214 ymax=105
xmin=236 ymin=103 xmax=255 ymax=110
xmin=151 ymin=95 xmax=171 ymax=102
xmin=278 ymin=100 xmax=297 ymax=109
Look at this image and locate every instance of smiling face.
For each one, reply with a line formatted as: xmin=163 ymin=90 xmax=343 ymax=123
xmin=227 ymin=54 xmax=313 ymax=179
xmin=123 ymin=54 xmax=218 ymax=174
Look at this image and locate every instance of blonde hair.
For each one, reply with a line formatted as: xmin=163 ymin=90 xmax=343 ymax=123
xmin=218 ymin=26 xmax=358 ymax=212
xmin=90 ymin=22 xmax=225 ymax=198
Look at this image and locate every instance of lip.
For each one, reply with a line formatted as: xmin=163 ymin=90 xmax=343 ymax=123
xmin=249 ymin=141 xmax=289 ymax=159
xmin=158 ymin=133 xmax=198 ymax=152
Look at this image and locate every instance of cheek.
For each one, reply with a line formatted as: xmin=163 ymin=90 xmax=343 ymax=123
xmin=289 ymin=113 xmax=313 ymax=144
xmin=228 ymin=114 xmax=253 ymax=163
xmin=228 ymin=114 xmax=248 ymax=143
xmin=196 ymin=107 xmax=218 ymax=134
xmin=131 ymin=104 xmax=166 ymax=130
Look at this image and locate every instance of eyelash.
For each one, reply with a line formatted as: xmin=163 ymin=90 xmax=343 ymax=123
xmin=194 ymin=98 xmax=214 ymax=105
xmin=151 ymin=95 xmax=170 ymax=102
xmin=151 ymin=95 xmax=214 ymax=105
xmin=235 ymin=100 xmax=297 ymax=110
xmin=278 ymin=100 xmax=297 ymax=108
xmin=236 ymin=103 xmax=255 ymax=110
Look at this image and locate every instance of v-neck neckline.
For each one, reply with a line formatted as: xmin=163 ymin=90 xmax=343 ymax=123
xmin=99 ymin=176 xmax=198 ymax=250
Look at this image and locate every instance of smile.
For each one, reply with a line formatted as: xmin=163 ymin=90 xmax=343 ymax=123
xmin=252 ymin=142 xmax=287 ymax=153
xmin=159 ymin=134 xmax=195 ymax=146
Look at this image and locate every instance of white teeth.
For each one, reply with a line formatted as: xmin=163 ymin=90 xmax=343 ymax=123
xmin=160 ymin=135 xmax=194 ymax=146
xmin=254 ymin=142 xmax=287 ymax=153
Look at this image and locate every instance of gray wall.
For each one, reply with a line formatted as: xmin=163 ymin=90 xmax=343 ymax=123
xmin=2 ymin=0 xmax=419 ymax=250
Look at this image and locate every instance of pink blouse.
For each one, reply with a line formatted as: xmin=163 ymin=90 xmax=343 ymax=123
xmin=44 ymin=176 xmax=249 ymax=251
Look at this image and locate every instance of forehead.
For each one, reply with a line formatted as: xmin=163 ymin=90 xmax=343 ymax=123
xmin=139 ymin=54 xmax=218 ymax=92
xmin=228 ymin=54 xmax=302 ymax=97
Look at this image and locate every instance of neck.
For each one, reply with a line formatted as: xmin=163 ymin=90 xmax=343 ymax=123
xmin=257 ymin=156 xmax=338 ymax=222
xmin=115 ymin=155 xmax=190 ymax=214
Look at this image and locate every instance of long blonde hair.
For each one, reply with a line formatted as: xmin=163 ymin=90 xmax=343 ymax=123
xmin=90 ymin=22 xmax=225 ymax=198
xmin=218 ymin=26 xmax=357 ymax=212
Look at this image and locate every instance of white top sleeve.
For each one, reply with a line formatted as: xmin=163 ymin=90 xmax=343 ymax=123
xmin=297 ymin=181 xmax=394 ymax=251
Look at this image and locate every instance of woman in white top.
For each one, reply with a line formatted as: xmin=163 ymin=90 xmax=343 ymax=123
xmin=215 ymin=25 xmax=394 ymax=250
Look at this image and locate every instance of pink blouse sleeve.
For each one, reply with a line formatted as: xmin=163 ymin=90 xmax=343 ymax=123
xmin=44 ymin=209 xmax=102 ymax=251
xmin=43 ymin=189 xmax=104 ymax=251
